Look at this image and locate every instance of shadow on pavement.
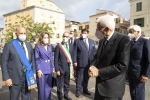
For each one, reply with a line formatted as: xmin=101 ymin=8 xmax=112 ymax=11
xmin=69 ymin=84 xmax=94 ymax=100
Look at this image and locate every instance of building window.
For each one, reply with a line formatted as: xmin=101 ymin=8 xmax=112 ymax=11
xmin=5 ymin=24 xmax=7 ymax=30
xmin=79 ymin=26 xmax=82 ymax=30
xmin=15 ymin=22 xmax=18 ymax=27
xmin=136 ymin=2 xmax=142 ymax=12
xmin=116 ymin=18 xmax=119 ymax=24
xmin=134 ymin=18 xmax=144 ymax=27
xmin=74 ymin=29 xmax=77 ymax=33
xmin=85 ymin=25 xmax=89 ymax=29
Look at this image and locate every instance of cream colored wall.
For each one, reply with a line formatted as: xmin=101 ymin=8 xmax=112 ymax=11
xmin=4 ymin=8 xmax=34 ymax=32
xmin=130 ymin=0 xmax=150 ymax=37
xmin=34 ymin=7 xmax=65 ymax=43
xmin=78 ymin=22 xmax=89 ymax=37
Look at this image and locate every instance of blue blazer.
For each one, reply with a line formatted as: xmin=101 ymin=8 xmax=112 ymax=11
xmin=34 ymin=44 xmax=54 ymax=74
xmin=54 ymin=43 xmax=73 ymax=74
xmin=73 ymin=38 xmax=96 ymax=67
xmin=128 ymin=36 xmax=150 ymax=79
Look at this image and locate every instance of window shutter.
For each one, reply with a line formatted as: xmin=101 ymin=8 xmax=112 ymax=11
xmin=134 ymin=19 xmax=137 ymax=25
xmin=141 ymin=18 xmax=144 ymax=27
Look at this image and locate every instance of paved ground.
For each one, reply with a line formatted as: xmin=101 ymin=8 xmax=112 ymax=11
xmin=0 ymin=70 xmax=150 ymax=100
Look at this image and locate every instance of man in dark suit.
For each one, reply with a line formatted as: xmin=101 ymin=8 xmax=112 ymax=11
xmin=73 ymin=29 xmax=96 ymax=97
xmin=54 ymin=32 xmax=73 ymax=100
xmin=127 ymin=25 xmax=150 ymax=100
xmin=1 ymin=27 xmax=36 ymax=100
xmin=69 ymin=31 xmax=77 ymax=81
xmin=89 ymin=15 xmax=130 ymax=100
xmin=69 ymin=31 xmax=76 ymax=45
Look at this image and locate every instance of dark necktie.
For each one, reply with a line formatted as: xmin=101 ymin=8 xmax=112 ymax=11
xmin=21 ymin=42 xmax=26 ymax=72
xmin=130 ymin=41 xmax=135 ymax=49
xmin=101 ymin=39 xmax=108 ymax=54
xmin=84 ymin=39 xmax=89 ymax=50
xmin=65 ymin=44 xmax=69 ymax=50
xmin=21 ymin=42 xmax=26 ymax=54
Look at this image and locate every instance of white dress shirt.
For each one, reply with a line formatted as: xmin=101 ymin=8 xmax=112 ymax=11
xmin=19 ymin=42 xmax=29 ymax=60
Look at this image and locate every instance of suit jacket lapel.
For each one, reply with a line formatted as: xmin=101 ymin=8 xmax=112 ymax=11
xmin=88 ymin=39 xmax=91 ymax=50
xmin=41 ymin=45 xmax=51 ymax=58
xmin=97 ymin=39 xmax=103 ymax=58
xmin=99 ymin=32 xmax=117 ymax=60
xmin=131 ymin=37 xmax=142 ymax=53
xmin=80 ymin=38 xmax=88 ymax=50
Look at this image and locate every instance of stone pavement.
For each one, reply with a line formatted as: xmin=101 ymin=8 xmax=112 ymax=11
xmin=0 ymin=70 xmax=150 ymax=100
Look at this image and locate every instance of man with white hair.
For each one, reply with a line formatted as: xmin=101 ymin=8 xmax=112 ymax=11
xmin=127 ymin=25 xmax=150 ymax=100
xmin=88 ymin=15 xmax=130 ymax=100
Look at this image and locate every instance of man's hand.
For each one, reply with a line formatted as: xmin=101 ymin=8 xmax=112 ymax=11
xmin=140 ymin=75 xmax=149 ymax=82
xmin=5 ymin=79 xmax=12 ymax=87
xmin=37 ymin=70 xmax=43 ymax=78
xmin=74 ymin=63 xmax=77 ymax=67
xmin=88 ymin=66 xmax=99 ymax=78
xmin=56 ymin=71 xmax=60 ymax=76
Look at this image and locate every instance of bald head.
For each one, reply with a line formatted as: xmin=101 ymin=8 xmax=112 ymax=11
xmin=16 ymin=27 xmax=26 ymax=42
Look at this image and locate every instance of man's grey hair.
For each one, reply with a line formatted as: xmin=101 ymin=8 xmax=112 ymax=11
xmin=127 ymin=25 xmax=141 ymax=36
xmin=96 ymin=14 xmax=115 ymax=31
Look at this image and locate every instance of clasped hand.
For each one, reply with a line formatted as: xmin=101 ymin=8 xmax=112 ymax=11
xmin=88 ymin=66 xmax=99 ymax=78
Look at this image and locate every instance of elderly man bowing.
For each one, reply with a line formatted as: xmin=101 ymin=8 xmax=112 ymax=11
xmin=89 ymin=15 xmax=130 ymax=100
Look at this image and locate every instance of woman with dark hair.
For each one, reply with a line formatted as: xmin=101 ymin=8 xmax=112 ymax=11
xmin=35 ymin=32 xmax=54 ymax=100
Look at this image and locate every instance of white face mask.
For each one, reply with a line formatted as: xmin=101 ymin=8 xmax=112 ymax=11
xmin=43 ymin=38 xmax=49 ymax=44
xmin=63 ymin=37 xmax=69 ymax=43
xmin=95 ymin=31 xmax=103 ymax=39
xmin=70 ymin=35 xmax=73 ymax=38
xmin=18 ymin=34 xmax=26 ymax=42
xmin=82 ymin=34 xmax=87 ymax=39
xmin=128 ymin=33 xmax=135 ymax=39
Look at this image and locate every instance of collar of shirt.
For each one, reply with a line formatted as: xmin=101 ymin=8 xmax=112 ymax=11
xmin=19 ymin=41 xmax=29 ymax=59
xmin=107 ymin=31 xmax=114 ymax=41
xmin=135 ymin=36 xmax=140 ymax=41
xmin=83 ymin=38 xmax=88 ymax=42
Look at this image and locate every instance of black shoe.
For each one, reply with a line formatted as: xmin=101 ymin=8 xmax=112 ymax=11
xmin=75 ymin=93 xmax=80 ymax=97
xmin=83 ymin=91 xmax=91 ymax=95
xmin=64 ymin=96 xmax=72 ymax=100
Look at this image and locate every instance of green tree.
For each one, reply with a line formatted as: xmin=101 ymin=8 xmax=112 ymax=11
xmin=5 ymin=15 xmax=55 ymax=42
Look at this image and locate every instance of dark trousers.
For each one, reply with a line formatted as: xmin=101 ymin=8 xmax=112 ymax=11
xmin=56 ymin=71 xmax=70 ymax=99
xmin=128 ymin=77 xmax=145 ymax=100
xmin=38 ymin=74 xmax=52 ymax=100
xmin=9 ymin=73 xmax=31 ymax=100
xmin=76 ymin=66 xmax=90 ymax=94
xmin=94 ymin=88 xmax=122 ymax=100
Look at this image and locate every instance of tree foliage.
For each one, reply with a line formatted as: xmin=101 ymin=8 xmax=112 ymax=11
xmin=5 ymin=15 xmax=55 ymax=42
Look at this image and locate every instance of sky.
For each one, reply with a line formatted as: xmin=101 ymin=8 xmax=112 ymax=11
xmin=0 ymin=0 xmax=130 ymax=28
